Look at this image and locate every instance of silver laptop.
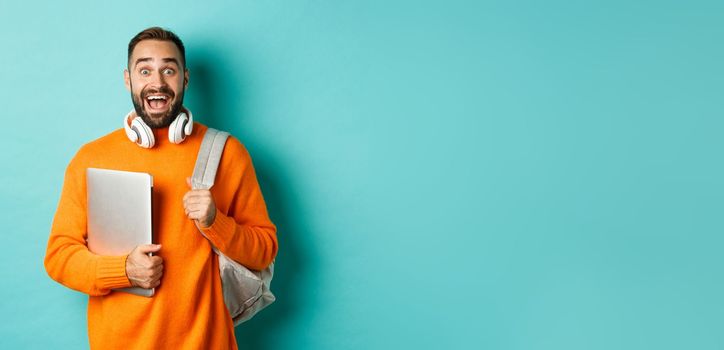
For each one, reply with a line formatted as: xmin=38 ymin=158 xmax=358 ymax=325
xmin=86 ymin=168 xmax=154 ymax=297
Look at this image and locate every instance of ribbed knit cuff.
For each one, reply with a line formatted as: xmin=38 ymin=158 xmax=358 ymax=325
xmin=199 ymin=210 xmax=236 ymax=247
xmin=96 ymin=255 xmax=132 ymax=290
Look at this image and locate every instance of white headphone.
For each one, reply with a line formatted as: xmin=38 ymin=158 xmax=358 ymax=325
xmin=124 ymin=109 xmax=194 ymax=148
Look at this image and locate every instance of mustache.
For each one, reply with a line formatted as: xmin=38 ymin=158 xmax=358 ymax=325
xmin=141 ymin=86 xmax=175 ymax=99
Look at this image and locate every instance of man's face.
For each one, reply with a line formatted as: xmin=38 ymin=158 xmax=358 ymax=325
xmin=124 ymin=40 xmax=189 ymax=128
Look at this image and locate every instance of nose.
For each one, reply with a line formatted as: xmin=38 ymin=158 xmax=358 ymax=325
xmin=149 ymin=70 xmax=167 ymax=87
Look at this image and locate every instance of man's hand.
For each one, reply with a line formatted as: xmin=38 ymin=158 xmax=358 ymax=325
xmin=126 ymin=244 xmax=164 ymax=289
xmin=183 ymin=177 xmax=217 ymax=229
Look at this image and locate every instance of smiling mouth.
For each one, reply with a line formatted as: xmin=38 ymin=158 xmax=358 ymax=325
xmin=145 ymin=94 xmax=171 ymax=112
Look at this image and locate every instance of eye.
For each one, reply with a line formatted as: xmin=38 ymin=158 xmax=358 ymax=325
xmin=140 ymin=69 xmax=150 ymax=76
xmin=163 ymin=68 xmax=175 ymax=75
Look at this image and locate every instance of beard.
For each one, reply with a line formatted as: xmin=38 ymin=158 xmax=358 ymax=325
xmin=130 ymin=83 xmax=185 ymax=128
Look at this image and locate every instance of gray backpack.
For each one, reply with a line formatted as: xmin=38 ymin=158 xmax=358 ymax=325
xmin=191 ymin=128 xmax=276 ymax=325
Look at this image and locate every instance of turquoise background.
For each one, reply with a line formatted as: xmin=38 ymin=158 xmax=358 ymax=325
xmin=1 ymin=0 xmax=723 ymax=349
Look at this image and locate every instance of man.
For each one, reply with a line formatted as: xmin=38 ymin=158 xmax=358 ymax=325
xmin=44 ymin=27 xmax=278 ymax=349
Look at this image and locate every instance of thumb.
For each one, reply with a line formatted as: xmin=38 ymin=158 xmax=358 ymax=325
xmin=135 ymin=244 xmax=162 ymax=255
xmin=186 ymin=177 xmax=193 ymax=188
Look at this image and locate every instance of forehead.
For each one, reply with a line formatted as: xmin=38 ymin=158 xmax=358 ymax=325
xmin=129 ymin=40 xmax=182 ymax=65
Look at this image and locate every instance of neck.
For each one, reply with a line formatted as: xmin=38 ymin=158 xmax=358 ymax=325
xmin=151 ymin=125 xmax=170 ymax=141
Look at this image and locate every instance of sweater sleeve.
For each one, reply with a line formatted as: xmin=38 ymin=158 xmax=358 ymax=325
xmin=198 ymin=139 xmax=278 ymax=271
xmin=44 ymin=147 xmax=132 ymax=296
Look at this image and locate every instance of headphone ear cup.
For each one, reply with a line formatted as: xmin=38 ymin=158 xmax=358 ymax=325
xmin=168 ymin=112 xmax=188 ymax=144
xmin=183 ymin=110 xmax=194 ymax=136
xmin=124 ymin=114 xmax=139 ymax=143
xmin=131 ymin=117 xmax=155 ymax=148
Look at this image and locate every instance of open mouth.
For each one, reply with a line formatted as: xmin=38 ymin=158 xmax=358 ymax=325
xmin=145 ymin=94 xmax=171 ymax=112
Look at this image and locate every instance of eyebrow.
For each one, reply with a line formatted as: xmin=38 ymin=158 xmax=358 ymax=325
xmin=134 ymin=57 xmax=181 ymax=68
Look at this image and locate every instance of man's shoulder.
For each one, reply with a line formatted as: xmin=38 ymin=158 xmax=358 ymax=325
xmin=198 ymin=124 xmax=247 ymax=157
xmin=194 ymin=125 xmax=252 ymax=171
xmin=216 ymin=131 xmax=251 ymax=166
xmin=85 ymin=128 xmax=127 ymax=149
xmin=71 ymin=128 xmax=127 ymax=162
xmin=223 ymin=133 xmax=248 ymax=157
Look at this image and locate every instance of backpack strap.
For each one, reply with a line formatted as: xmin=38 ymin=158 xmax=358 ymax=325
xmin=192 ymin=128 xmax=230 ymax=190
xmin=190 ymin=127 xmax=276 ymax=326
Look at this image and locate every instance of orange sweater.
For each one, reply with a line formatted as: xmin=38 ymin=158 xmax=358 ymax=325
xmin=44 ymin=122 xmax=278 ymax=349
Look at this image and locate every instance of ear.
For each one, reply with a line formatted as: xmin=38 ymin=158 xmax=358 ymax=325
xmin=124 ymin=69 xmax=131 ymax=92
xmin=184 ymin=68 xmax=190 ymax=89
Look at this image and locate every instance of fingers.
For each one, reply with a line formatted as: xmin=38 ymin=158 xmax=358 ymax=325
xmin=152 ymin=263 xmax=163 ymax=275
xmin=182 ymin=188 xmax=205 ymax=198
xmin=148 ymin=264 xmax=164 ymax=282
xmin=184 ymin=203 xmax=209 ymax=214
xmin=183 ymin=190 xmax=211 ymax=203
xmin=129 ymin=260 xmax=164 ymax=289
xmin=182 ymin=187 xmax=216 ymax=228
xmin=134 ymin=244 xmax=162 ymax=255
xmin=183 ymin=199 xmax=211 ymax=213
xmin=182 ymin=190 xmax=214 ymax=224
xmin=136 ymin=275 xmax=162 ymax=289
xmin=137 ymin=264 xmax=163 ymax=279
xmin=183 ymin=199 xmax=214 ymax=220
xmin=184 ymin=205 xmax=215 ymax=224
xmin=135 ymin=255 xmax=162 ymax=270
xmin=186 ymin=210 xmax=203 ymax=221
xmin=127 ymin=244 xmax=164 ymax=289
xmin=149 ymin=255 xmax=163 ymax=267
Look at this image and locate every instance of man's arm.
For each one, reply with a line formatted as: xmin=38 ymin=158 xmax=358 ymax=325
xmin=186 ymin=138 xmax=278 ymax=271
xmin=45 ymin=148 xmax=139 ymax=295
xmin=46 ymin=147 xmax=168 ymax=295
xmin=44 ymin=149 xmax=134 ymax=296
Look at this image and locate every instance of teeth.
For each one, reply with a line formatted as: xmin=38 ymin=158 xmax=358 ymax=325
xmin=147 ymin=95 xmax=167 ymax=100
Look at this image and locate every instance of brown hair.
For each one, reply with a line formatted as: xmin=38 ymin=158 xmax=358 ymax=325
xmin=127 ymin=27 xmax=186 ymax=69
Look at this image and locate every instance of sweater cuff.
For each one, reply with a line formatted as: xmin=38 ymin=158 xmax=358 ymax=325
xmin=96 ymin=255 xmax=132 ymax=290
xmin=199 ymin=210 xmax=236 ymax=247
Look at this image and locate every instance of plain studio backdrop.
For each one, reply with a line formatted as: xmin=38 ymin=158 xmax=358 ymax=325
xmin=1 ymin=1 xmax=723 ymax=349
